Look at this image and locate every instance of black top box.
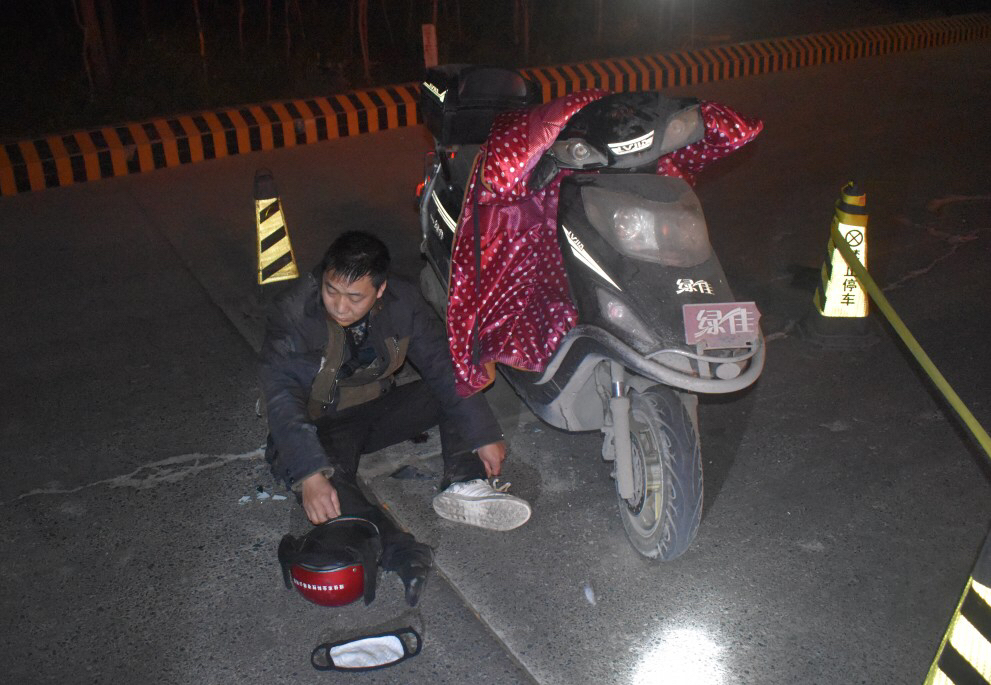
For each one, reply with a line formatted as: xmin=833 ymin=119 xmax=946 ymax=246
xmin=420 ymin=65 xmax=539 ymax=145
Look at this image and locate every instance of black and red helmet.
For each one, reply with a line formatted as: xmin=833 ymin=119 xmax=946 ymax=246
xmin=278 ymin=517 xmax=381 ymax=607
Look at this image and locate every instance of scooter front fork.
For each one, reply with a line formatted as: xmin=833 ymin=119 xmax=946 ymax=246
xmin=608 ymin=361 xmax=635 ymax=501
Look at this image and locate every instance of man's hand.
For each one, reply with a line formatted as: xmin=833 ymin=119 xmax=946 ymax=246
xmin=300 ymin=473 xmax=341 ymax=524
xmin=476 ymin=441 xmax=507 ymax=478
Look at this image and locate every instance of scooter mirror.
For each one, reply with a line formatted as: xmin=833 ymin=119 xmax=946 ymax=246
xmin=528 ymin=154 xmax=562 ymax=193
xmin=657 ymin=106 xmax=705 ymax=156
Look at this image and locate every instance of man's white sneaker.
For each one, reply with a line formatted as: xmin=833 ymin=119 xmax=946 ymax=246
xmin=432 ymin=479 xmax=532 ymax=531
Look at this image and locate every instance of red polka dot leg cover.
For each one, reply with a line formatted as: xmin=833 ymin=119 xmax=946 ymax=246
xmin=655 ymin=101 xmax=764 ymax=184
xmin=447 ymin=90 xmax=608 ymax=397
xmin=447 ymin=95 xmax=763 ymax=397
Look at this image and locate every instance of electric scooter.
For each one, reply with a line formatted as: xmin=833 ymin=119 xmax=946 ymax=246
xmin=416 ymin=65 xmax=764 ymax=560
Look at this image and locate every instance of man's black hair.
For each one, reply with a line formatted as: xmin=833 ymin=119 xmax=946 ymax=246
xmin=320 ymin=231 xmax=390 ymax=287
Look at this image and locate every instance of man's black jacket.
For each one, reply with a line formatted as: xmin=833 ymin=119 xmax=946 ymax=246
xmin=259 ymin=270 xmax=502 ymax=490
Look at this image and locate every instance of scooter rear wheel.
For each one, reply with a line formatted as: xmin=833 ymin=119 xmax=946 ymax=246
xmin=618 ymin=387 xmax=703 ymax=560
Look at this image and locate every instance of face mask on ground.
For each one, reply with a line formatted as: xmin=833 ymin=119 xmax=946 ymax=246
xmin=311 ymin=628 xmax=422 ymax=671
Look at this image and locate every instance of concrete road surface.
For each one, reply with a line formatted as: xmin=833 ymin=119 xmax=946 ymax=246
xmin=2 ymin=39 xmax=991 ymax=684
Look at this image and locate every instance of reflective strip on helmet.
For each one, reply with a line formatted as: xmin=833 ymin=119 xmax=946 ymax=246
xmin=292 ymin=578 xmax=349 ymax=592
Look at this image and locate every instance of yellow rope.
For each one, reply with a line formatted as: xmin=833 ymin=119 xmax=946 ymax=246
xmin=829 ymin=223 xmax=991 ymax=461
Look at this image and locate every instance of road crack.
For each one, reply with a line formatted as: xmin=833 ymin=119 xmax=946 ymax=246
xmin=1 ymin=448 xmax=264 ymax=506
xmin=884 ymin=194 xmax=990 ymax=292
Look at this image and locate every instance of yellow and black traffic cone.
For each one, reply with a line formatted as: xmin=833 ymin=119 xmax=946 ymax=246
xmin=925 ymin=527 xmax=991 ymax=684
xmin=799 ymin=181 xmax=878 ymax=349
xmin=255 ymin=169 xmax=299 ymax=285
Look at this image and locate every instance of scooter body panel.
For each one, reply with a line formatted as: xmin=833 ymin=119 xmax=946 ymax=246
xmin=556 ymin=173 xmax=738 ymax=355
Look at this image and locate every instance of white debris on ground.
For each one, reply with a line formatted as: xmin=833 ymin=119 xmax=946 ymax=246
xmin=584 ymin=581 xmax=597 ymax=605
xmin=238 ymin=489 xmax=287 ymax=504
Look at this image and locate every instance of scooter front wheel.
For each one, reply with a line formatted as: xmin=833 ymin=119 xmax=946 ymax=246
xmin=617 ymin=387 xmax=703 ymax=561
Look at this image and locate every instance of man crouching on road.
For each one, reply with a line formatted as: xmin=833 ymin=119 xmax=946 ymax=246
xmin=260 ymin=230 xmax=530 ymax=606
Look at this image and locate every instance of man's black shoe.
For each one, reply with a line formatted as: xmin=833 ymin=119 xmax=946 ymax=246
xmin=380 ymin=539 xmax=434 ymax=607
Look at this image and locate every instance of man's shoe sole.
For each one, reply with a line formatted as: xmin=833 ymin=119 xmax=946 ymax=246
xmin=432 ymin=493 xmax=532 ymax=531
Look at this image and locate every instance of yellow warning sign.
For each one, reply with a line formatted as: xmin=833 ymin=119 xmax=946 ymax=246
xmin=255 ymin=169 xmax=299 ymax=285
xmin=814 ymin=182 xmax=868 ymax=318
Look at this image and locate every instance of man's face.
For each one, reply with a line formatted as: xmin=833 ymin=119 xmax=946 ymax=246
xmin=321 ymin=271 xmax=386 ymax=326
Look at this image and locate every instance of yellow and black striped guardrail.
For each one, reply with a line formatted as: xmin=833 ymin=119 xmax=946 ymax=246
xmin=1 ymin=13 xmax=989 ymax=197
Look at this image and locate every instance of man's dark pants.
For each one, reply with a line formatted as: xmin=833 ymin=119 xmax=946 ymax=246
xmin=312 ymin=380 xmax=487 ymax=554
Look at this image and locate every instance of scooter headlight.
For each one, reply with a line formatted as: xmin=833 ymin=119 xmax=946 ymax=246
xmin=582 ymin=182 xmax=713 ymax=268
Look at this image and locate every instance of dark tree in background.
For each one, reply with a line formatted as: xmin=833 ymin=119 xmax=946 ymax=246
xmin=0 ymin=0 xmax=973 ymax=141
xmin=192 ymin=0 xmax=208 ymax=82
xmin=73 ymin=0 xmax=113 ymax=95
xmin=514 ymin=0 xmax=531 ymax=63
xmin=97 ymin=0 xmax=120 ymax=72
